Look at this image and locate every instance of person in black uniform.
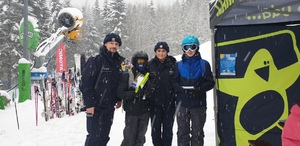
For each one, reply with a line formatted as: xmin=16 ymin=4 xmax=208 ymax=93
xmin=147 ymin=42 xmax=177 ymax=146
xmin=80 ymin=33 xmax=124 ymax=146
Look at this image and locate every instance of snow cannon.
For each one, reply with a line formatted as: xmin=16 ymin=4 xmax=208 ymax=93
xmin=57 ymin=8 xmax=83 ymax=40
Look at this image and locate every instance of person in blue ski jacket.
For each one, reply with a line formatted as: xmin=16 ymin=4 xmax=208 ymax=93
xmin=173 ymin=35 xmax=215 ymax=146
xmin=147 ymin=41 xmax=177 ymax=146
xmin=80 ymin=33 xmax=124 ymax=146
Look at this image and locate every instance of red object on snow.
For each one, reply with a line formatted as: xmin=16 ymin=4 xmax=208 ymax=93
xmin=282 ymin=104 xmax=300 ymax=146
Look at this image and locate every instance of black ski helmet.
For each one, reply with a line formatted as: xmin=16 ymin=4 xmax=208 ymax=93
xmin=131 ymin=51 xmax=149 ymax=72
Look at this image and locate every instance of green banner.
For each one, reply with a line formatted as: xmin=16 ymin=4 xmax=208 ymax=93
xmin=0 ymin=96 xmax=7 ymax=110
xmin=19 ymin=16 xmax=40 ymax=50
xmin=18 ymin=58 xmax=31 ymax=103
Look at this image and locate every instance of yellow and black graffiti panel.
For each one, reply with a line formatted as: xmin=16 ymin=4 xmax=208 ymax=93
xmin=215 ymin=24 xmax=300 ymax=146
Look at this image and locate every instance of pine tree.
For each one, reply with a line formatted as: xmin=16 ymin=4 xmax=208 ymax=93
xmin=49 ymin=0 xmax=64 ymax=33
xmin=101 ymin=0 xmax=113 ymax=36
xmin=27 ymin=0 xmax=51 ymax=40
xmin=0 ymin=0 xmax=24 ymax=88
xmin=109 ymin=0 xmax=127 ymax=37
xmin=93 ymin=0 xmax=102 ymax=31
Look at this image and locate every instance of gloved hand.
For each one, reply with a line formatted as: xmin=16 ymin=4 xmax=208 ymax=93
xmin=183 ymin=89 xmax=194 ymax=95
xmin=193 ymin=86 xmax=203 ymax=98
xmin=194 ymin=86 xmax=201 ymax=92
xmin=133 ymin=86 xmax=144 ymax=98
xmin=181 ymin=86 xmax=201 ymax=96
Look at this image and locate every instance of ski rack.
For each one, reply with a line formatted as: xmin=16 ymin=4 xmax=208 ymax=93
xmin=7 ymin=27 xmax=68 ymax=92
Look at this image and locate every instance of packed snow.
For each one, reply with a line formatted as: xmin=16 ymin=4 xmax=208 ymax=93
xmin=0 ymin=41 xmax=216 ymax=146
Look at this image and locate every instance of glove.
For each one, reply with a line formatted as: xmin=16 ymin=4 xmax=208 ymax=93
xmin=133 ymin=86 xmax=144 ymax=98
xmin=193 ymin=86 xmax=203 ymax=98
xmin=194 ymin=86 xmax=201 ymax=92
xmin=183 ymin=88 xmax=194 ymax=95
xmin=182 ymin=86 xmax=201 ymax=96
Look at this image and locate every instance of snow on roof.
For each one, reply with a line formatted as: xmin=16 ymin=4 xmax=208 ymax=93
xmin=31 ymin=66 xmax=47 ymax=73
xmin=18 ymin=58 xmax=30 ymax=64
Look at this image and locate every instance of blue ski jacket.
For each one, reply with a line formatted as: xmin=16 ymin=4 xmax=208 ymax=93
xmin=173 ymin=52 xmax=215 ymax=108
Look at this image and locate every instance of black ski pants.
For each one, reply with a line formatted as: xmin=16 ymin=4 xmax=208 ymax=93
xmin=121 ymin=112 xmax=150 ymax=146
xmin=84 ymin=107 xmax=115 ymax=146
xmin=150 ymin=104 xmax=175 ymax=146
xmin=176 ymin=106 xmax=206 ymax=146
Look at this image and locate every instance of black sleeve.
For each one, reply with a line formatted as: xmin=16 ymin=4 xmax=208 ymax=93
xmin=172 ymin=62 xmax=183 ymax=93
xmin=80 ymin=56 xmax=97 ymax=108
xmin=199 ymin=61 xmax=215 ymax=92
xmin=117 ymin=73 xmax=135 ymax=100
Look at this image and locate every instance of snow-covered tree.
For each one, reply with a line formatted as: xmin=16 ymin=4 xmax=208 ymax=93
xmin=49 ymin=0 xmax=64 ymax=33
xmin=101 ymin=0 xmax=113 ymax=36
xmin=109 ymin=0 xmax=127 ymax=37
xmin=27 ymin=0 xmax=51 ymax=40
xmin=0 ymin=0 xmax=24 ymax=88
xmin=0 ymin=0 xmax=211 ymax=89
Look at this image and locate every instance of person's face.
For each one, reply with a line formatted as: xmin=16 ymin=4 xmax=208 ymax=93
xmin=155 ymin=48 xmax=168 ymax=62
xmin=185 ymin=49 xmax=196 ymax=57
xmin=182 ymin=44 xmax=198 ymax=57
xmin=105 ymin=41 xmax=120 ymax=53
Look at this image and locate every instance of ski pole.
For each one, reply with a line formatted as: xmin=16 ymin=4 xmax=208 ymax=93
xmin=13 ymin=90 xmax=20 ymax=129
xmin=34 ymin=85 xmax=39 ymax=126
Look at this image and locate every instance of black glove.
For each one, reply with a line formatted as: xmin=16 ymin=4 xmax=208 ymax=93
xmin=182 ymin=86 xmax=201 ymax=97
xmin=133 ymin=86 xmax=144 ymax=98
xmin=194 ymin=86 xmax=201 ymax=92
xmin=193 ymin=86 xmax=203 ymax=98
xmin=183 ymin=88 xmax=194 ymax=95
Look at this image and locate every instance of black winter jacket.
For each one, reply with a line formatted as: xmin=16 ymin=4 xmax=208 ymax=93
xmin=117 ymin=70 xmax=150 ymax=116
xmin=147 ymin=55 xmax=177 ymax=109
xmin=80 ymin=46 xmax=124 ymax=109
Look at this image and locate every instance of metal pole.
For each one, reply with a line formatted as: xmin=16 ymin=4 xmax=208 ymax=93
xmin=211 ymin=28 xmax=218 ymax=146
xmin=23 ymin=0 xmax=29 ymax=60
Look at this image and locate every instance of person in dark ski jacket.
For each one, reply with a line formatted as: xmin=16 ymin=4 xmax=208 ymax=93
xmin=117 ymin=50 xmax=151 ymax=146
xmin=173 ymin=35 xmax=215 ymax=146
xmin=80 ymin=33 xmax=124 ymax=146
xmin=147 ymin=41 xmax=177 ymax=146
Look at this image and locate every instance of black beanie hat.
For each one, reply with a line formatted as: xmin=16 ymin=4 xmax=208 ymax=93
xmin=154 ymin=41 xmax=169 ymax=52
xmin=103 ymin=33 xmax=122 ymax=46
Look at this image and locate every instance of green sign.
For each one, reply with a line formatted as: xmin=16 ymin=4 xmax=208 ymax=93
xmin=18 ymin=58 xmax=31 ymax=103
xmin=19 ymin=16 xmax=40 ymax=50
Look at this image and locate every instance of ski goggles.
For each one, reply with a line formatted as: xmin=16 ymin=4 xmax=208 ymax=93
xmin=182 ymin=44 xmax=198 ymax=52
xmin=137 ymin=58 xmax=146 ymax=64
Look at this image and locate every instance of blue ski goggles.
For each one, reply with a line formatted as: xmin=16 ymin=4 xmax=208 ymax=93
xmin=182 ymin=44 xmax=198 ymax=52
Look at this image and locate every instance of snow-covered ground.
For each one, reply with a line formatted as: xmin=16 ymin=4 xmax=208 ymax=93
xmin=0 ymin=41 xmax=216 ymax=146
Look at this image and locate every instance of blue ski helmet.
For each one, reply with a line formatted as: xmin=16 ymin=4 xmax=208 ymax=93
xmin=181 ymin=35 xmax=200 ymax=52
xmin=181 ymin=35 xmax=200 ymax=46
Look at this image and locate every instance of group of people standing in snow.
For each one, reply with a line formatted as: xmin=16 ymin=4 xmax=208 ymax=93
xmin=80 ymin=32 xmax=215 ymax=146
